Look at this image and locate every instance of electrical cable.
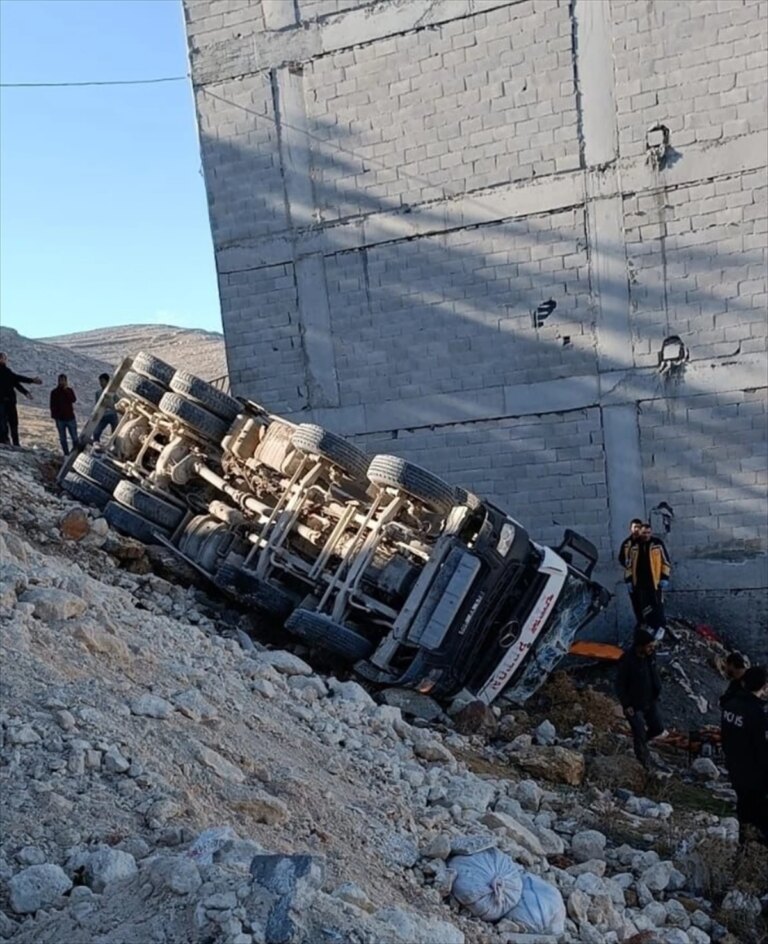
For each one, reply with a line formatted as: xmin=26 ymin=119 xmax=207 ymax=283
xmin=0 ymin=76 xmax=188 ymax=88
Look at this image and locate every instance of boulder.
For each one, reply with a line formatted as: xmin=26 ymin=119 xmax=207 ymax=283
xmin=691 ymin=757 xmax=719 ymax=781
xmin=380 ymin=688 xmax=446 ymax=723
xmin=8 ymin=864 xmax=72 ymax=914
xmin=514 ymin=746 xmax=585 ymax=786
xmin=453 ymin=700 xmax=498 ymax=737
xmin=258 ymin=650 xmax=313 ymax=676
xmin=534 ymin=720 xmax=557 ymax=746
xmin=371 ymin=906 xmax=464 ymax=944
xmin=328 ymin=679 xmax=375 ymax=706
xmin=331 ymin=882 xmax=375 ymax=912
xmin=84 ymin=848 xmax=138 ymax=893
xmin=481 ymin=811 xmax=545 ymax=857
xmin=515 ymin=779 xmax=544 ymax=812
xmin=147 ymin=855 xmax=202 ymax=895
xmin=129 ymin=694 xmax=173 ymax=719
xmin=195 ymin=745 xmax=245 ymax=784
xmin=59 ymin=509 xmax=90 ymax=541
xmin=172 ymin=688 xmax=218 ymax=722
xmin=248 ymin=854 xmax=324 ymax=943
xmin=571 ymin=829 xmax=607 ymax=863
xmin=19 ymin=587 xmax=87 ymax=621
xmin=72 ymin=623 xmax=130 ymax=662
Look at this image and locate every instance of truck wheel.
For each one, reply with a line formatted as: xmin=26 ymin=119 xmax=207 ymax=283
xmin=121 ymin=370 xmax=165 ymax=408
xmin=104 ymin=501 xmax=170 ymax=544
xmin=73 ymin=452 xmax=124 ymax=492
xmin=367 ymin=455 xmax=455 ymax=515
xmin=214 ymin=563 xmax=295 ymax=619
xmin=285 ymin=608 xmax=375 ymax=662
xmin=158 ymin=392 xmax=229 ymax=444
xmin=62 ymin=472 xmax=112 ymax=510
xmin=291 ymin=424 xmax=369 ymax=481
xmin=113 ymin=480 xmax=185 ymax=531
xmin=169 ymin=370 xmax=241 ymax=422
xmin=131 ymin=351 xmax=175 ymax=387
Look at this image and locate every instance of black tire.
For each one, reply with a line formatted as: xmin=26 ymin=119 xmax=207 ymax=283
xmin=131 ymin=352 xmax=175 ymax=387
xmin=214 ymin=563 xmax=295 ymax=619
xmin=285 ymin=608 xmax=375 ymax=662
xmin=113 ymin=480 xmax=185 ymax=530
xmin=62 ymin=472 xmax=111 ymax=510
xmin=158 ymin=392 xmax=229 ymax=443
xmin=291 ymin=424 xmax=369 ymax=481
xmin=104 ymin=501 xmax=170 ymax=544
xmin=73 ymin=452 xmax=124 ymax=492
xmin=169 ymin=370 xmax=241 ymax=422
xmin=367 ymin=455 xmax=455 ymax=515
xmin=121 ymin=371 xmax=165 ymax=408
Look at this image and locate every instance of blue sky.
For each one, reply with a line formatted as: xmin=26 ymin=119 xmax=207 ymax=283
xmin=0 ymin=0 xmax=221 ymax=338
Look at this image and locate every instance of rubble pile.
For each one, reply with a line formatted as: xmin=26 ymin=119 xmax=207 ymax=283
xmin=0 ymin=447 xmax=765 ymax=944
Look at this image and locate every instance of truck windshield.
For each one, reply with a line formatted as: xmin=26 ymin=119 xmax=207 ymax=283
xmin=504 ymin=572 xmax=597 ymax=704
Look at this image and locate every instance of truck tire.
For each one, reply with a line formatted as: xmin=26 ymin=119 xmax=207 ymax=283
xmin=104 ymin=501 xmax=170 ymax=544
xmin=214 ymin=563 xmax=295 ymax=619
xmin=113 ymin=480 xmax=185 ymax=531
xmin=121 ymin=370 xmax=165 ymax=408
xmin=285 ymin=608 xmax=374 ymax=662
xmin=169 ymin=370 xmax=241 ymax=422
xmin=158 ymin=392 xmax=229 ymax=444
xmin=62 ymin=472 xmax=112 ymax=510
xmin=73 ymin=452 xmax=124 ymax=492
xmin=367 ymin=455 xmax=455 ymax=515
xmin=131 ymin=351 xmax=175 ymax=387
xmin=291 ymin=424 xmax=369 ymax=481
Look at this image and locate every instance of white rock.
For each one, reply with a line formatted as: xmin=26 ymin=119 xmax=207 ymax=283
xmin=103 ymin=746 xmax=130 ymax=774
xmin=8 ymin=864 xmax=72 ymax=913
xmin=148 ymin=855 xmax=202 ymax=895
xmin=661 ymin=930 xmax=690 ymax=944
xmin=567 ymin=858 xmax=606 ymax=877
xmin=515 ymin=779 xmax=544 ymax=811
xmin=172 ymin=689 xmax=217 ymax=722
xmin=258 ymin=650 xmax=313 ymax=676
xmin=666 ymin=898 xmax=691 ymax=928
xmin=690 ymin=758 xmax=719 ymax=781
xmin=534 ymin=719 xmax=556 ymax=746
xmin=332 ymin=881 xmax=374 ymax=912
xmin=687 ymin=928 xmax=710 ymax=944
xmin=8 ymin=725 xmax=40 ymax=745
xmin=481 ymin=811 xmax=545 ymax=857
xmin=643 ymin=900 xmax=668 ymax=927
xmin=371 ymin=906 xmax=464 ymax=944
xmin=571 ymin=829 xmax=607 ymax=863
xmin=195 ymin=745 xmax=245 ymax=784
xmin=328 ymin=679 xmax=375 ymax=706
xmin=85 ymin=848 xmax=138 ymax=892
xmin=412 ymin=734 xmax=453 ymax=763
xmin=641 ymin=860 xmax=673 ymax=892
xmin=129 ymin=694 xmax=173 ymax=719
xmin=19 ymin=587 xmax=87 ymax=621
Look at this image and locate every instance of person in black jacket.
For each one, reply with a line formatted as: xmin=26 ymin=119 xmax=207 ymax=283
xmin=719 ymin=651 xmax=749 ymax=708
xmin=0 ymin=352 xmax=42 ymax=447
xmin=616 ymin=629 xmax=667 ymax=770
xmin=721 ymin=665 xmax=768 ymax=845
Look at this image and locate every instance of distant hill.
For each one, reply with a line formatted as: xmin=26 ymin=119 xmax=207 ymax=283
xmin=0 ymin=324 xmax=227 ymax=450
xmin=44 ymin=324 xmax=228 ymax=382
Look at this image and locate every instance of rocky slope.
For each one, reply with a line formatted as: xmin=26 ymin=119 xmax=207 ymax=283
xmin=0 ymin=445 xmax=765 ymax=944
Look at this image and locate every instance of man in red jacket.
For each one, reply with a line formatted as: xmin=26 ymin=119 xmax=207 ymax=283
xmin=50 ymin=374 xmax=78 ymax=455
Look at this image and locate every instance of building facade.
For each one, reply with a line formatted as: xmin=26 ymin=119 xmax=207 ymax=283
xmin=183 ymin=0 xmax=768 ymax=650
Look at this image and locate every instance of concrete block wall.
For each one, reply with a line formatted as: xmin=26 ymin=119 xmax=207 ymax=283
xmin=183 ymin=0 xmax=768 ymax=654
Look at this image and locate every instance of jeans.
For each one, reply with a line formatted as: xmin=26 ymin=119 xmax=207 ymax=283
xmin=626 ymin=702 xmax=664 ymax=768
xmin=93 ymin=411 xmax=118 ymax=443
xmin=0 ymin=400 xmax=20 ymax=446
xmin=55 ymin=418 xmax=79 ymax=455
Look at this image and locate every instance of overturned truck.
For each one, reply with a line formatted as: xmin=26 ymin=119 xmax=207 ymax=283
xmin=58 ymin=353 xmax=610 ymax=705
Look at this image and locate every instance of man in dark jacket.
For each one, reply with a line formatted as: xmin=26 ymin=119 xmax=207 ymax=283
xmin=616 ymin=629 xmax=667 ymax=770
xmin=0 ymin=352 xmax=42 ymax=447
xmin=719 ymin=651 xmax=749 ymax=708
xmin=721 ymin=665 xmax=768 ymax=845
xmin=50 ymin=374 xmax=78 ymax=455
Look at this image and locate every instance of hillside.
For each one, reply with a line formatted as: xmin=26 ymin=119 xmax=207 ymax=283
xmin=0 ymin=324 xmax=227 ymax=451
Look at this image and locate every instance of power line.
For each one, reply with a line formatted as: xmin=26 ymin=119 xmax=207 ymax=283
xmin=0 ymin=75 xmax=188 ymax=88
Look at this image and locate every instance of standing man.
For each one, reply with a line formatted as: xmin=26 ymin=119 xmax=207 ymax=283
xmin=92 ymin=373 xmax=119 ymax=443
xmin=624 ymin=522 xmax=672 ymax=639
xmin=615 ymin=629 xmax=669 ymax=771
xmin=721 ymin=665 xmax=768 ymax=845
xmin=618 ymin=518 xmax=643 ymax=568
xmin=50 ymin=374 xmax=78 ymax=455
xmin=0 ymin=352 xmax=42 ymax=447
xmin=719 ymin=651 xmax=749 ymax=708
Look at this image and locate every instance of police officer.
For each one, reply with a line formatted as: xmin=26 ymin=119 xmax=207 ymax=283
xmin=719 ymin=651 xmax=749 ymax=708
xmin=720 ymin=665 xmax=768 ymax=845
